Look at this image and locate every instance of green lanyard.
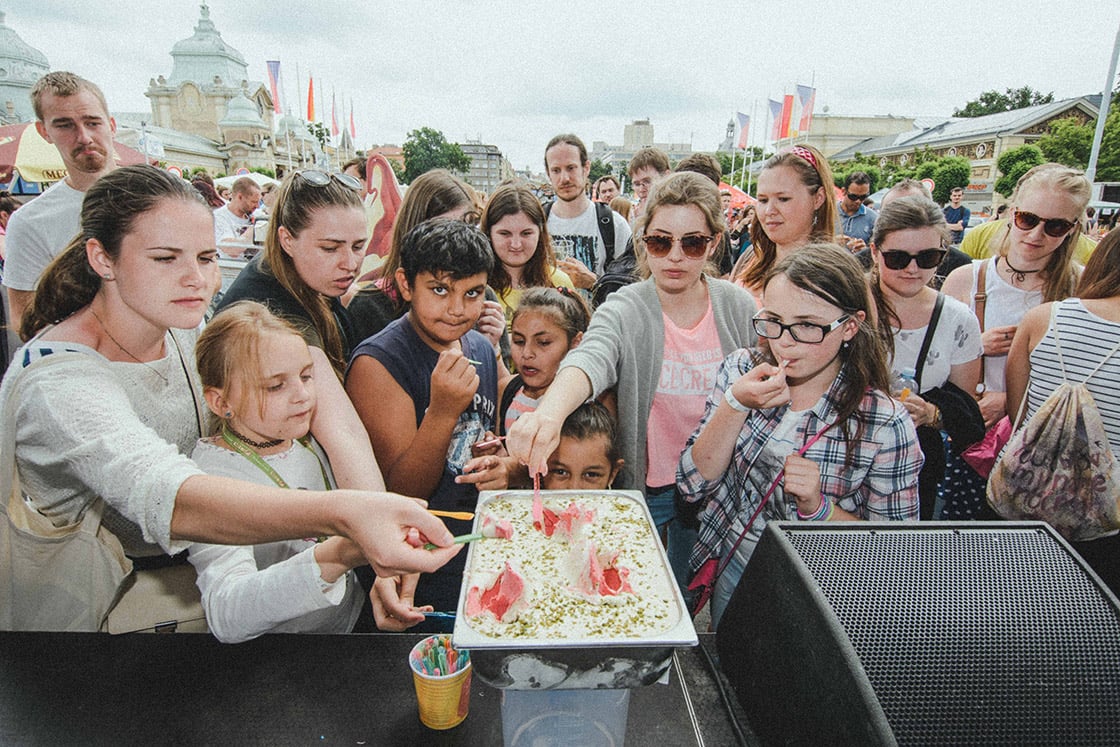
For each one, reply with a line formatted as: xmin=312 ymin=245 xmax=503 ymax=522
xmin=219 ymin=425 xmax=331 ymax=491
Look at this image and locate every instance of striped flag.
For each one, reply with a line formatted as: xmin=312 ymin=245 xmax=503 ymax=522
xmin=266 ymin=60 xmax=282 ymax=114
xmin=779 ymin=94 xmax=794 ymax=139
xmin=796 ymin=85 xmax=816 ymax=135
xmin=736 ymin=112 xmax=750 ymax=149
xmin=768 ymin=99 xmax=784 ymax=141
xmin=307 ymin=75 xmax=315 ymax=121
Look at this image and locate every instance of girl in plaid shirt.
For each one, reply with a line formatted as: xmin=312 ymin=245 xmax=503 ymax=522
xmin=678 ymin=243 xmax=921 ymax=628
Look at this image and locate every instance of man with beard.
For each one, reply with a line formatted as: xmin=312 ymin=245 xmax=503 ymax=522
xmin=3 ymin=72 xmax=118 ymax=332
xmin=544 ymin=134 xmax=631 ymax=290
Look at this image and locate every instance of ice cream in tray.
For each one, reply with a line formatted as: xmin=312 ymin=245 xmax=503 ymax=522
xmin=452 ymin=490 xmax=698 ymax=690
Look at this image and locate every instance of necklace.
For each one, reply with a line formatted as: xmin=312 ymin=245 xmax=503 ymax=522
xmin=1001 ymin=256 xmax=1043 ymax=284
xmin=90 ymin=308 xmax=168 ymax=383
xmin=223 ymin=423 xmax=285 ymax=450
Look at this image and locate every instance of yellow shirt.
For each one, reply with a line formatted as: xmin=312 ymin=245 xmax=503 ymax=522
xmin=497 ymin=267 xmax=575 ymax=331
xmin=961 ymin=219 xmax=1097 ymax=266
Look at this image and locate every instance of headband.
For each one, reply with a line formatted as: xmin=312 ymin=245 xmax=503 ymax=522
xmin=786 ymin=145 xmax=819 ymax=171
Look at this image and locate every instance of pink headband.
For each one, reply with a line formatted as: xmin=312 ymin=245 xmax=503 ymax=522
xmin=785 ymin=145 xmax=819 ymax=171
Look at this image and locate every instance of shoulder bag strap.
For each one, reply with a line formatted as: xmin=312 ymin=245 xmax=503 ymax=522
xmin=973 ymin=261 xmax=989 ymax=392
xmin=913 ymin=292 xmax=946 ymax=392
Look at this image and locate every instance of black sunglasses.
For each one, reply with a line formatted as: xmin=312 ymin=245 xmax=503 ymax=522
xmin=1013 ymin=209 xmax=1076 ymax=238
xmin=880 ymin=248 xmax=946 ymax=270
xmin=846 ymin=191 xmax=870 ymax=202
xmin=642 ymin=234 xmax=712 ymax=259
xmin=296 ymin=169 xmax=363 ymax=191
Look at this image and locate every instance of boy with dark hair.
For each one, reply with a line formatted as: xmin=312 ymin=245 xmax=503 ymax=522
xmin=346 ymin=218 xmax=513 ymax=629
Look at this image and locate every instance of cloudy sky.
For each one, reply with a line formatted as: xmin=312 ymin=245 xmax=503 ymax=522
xmin=8 ymin=1 xmax=1119 ymax=172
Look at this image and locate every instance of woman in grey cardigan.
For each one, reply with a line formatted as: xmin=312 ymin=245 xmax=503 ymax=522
xmin=508 ymin=172 xmax=756 ymax=588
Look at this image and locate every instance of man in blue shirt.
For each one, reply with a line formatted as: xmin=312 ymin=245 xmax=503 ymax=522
xmin=836 ymin=171 xmax=877 ymax=252
xmin=943 ymin=186 xmax=970 ymax=245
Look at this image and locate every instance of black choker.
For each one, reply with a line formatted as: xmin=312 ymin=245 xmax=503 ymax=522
xmin=1001 ymin=256 xmax=1043 ymax=284
xmin=223 ymin=424 xmax=285 ymax=450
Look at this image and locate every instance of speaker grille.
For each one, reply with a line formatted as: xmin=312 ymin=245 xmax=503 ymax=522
xmin=785 ymin=525 xmax=1120 ymax=746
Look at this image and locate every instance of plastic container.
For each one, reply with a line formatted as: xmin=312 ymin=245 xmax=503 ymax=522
xmin=891 ymin=367 xmax=919 ymax=400
xmin=501 ymin=688 xmax=630 ymax=747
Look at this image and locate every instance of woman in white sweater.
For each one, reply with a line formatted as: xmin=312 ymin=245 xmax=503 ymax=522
xmin=3 ymin=165 xmax=457 ymax=632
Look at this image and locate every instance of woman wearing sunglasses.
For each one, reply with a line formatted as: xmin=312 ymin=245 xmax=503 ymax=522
xmin=869 ymin=197 xmax=984 ymax=519
xmin=729 ymin=145 xmax=838 ymax=304
xmin=678 ymin=243 xmax=921 ymax=629
xmin=939 ymin=164 xmax=1090 ymax=519
xmin=507 ymin=172 xmax=757 ymax=591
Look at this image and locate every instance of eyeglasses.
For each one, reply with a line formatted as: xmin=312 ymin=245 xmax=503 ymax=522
xmin=642 ymin=233 xmax=713 ymax=259
xmin=295 ymin=169 xmax=363 ymax=192
xmin=752 ymin=314 xmax=851 ymax=344
xmin=880 ymin=248 xmax=947 ymax=270
xmin=1013 ymin=209 xmax=1076 ymax=238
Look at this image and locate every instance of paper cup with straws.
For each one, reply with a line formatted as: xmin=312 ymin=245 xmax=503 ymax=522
xmin=409 ymin=634 xmax=472 ymax=729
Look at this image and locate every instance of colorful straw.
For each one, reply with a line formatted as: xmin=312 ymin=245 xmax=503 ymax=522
xmin=411 ymin=634 xmax=470 ymax=677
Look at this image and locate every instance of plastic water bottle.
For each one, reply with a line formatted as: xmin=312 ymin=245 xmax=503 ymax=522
xmin=891 ymin=367 xmax=919 ymax=400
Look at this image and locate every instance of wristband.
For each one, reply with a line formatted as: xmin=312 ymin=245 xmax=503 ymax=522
xmin=797 ymin=497 xmax=833 ymax=521
xmin=723 ymin=387 xmax=751 ymax=413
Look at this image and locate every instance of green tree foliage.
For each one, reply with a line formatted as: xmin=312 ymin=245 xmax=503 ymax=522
xmin=402 ymin=127 xmax=471 ymax=184
xmin=931 ymin=157 xmax=971 ymax=203
xmin=1097 ymin=107 xmax=1120 ymax=181
xmin=995 ymin=144 xmax=1045 ymax=197
xmin=250 ymin=166 xmax=276 ymax=179
xmin=307 ymin=121 xmax=330 ymax=150
xmin=588 ymin=159 xmax=610 ymax=183
xmin=1037 ymin=117 xmax=1094 ymax=169
xmin=953 ymin=87 xmax=1054 ymax=118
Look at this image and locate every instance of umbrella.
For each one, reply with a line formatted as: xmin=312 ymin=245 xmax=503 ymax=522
xmin=0 ymin=122 xmax=151 ymax=184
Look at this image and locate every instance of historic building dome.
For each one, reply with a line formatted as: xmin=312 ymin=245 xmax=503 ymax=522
xmin=166 ymin=3 xmax=248 ymax=89
xmin=0 ymin=9 xmax=50 ymax=123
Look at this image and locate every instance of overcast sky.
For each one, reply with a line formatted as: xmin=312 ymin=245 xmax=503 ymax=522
xmin=8 ymin=1 xmax=1119 ymax=172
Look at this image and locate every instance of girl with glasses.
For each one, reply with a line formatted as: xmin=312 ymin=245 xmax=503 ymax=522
xmin=508 ymin=172 xmax=757 ymax=595
xmin=869 ymin=197 xmax=984 ymax=519
xmin=939 ymin=164 xmax=1089 ymax=520
xmin=678 ymin=243 xmax=921 ymax=629
xmin=729 ymin=145 xmax=837 ymax=304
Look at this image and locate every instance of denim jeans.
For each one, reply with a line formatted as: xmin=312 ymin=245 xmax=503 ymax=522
xmin=646 ymin=485 xmax=699 ymax=607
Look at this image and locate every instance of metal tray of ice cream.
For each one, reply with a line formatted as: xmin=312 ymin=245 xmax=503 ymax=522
xmin=452 ymin=489 xmax=697 ymax=690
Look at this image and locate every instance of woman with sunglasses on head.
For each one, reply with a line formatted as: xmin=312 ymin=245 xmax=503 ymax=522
xmin=679 ymin=243 xmax=921 ymax=629
xmin=2 ymin=166 xmax=458 ymax=631
xmin=508 ymin=172 xmax=757 ymax=593
xmin=869 ymin=197 xmax=984 ymax=520
xmin=729 ymin=145 xmax=838 ymax=305
xmin=940 ymin=164 xmax=1089 ymax=519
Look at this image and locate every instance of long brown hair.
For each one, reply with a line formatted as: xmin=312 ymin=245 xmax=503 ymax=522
xmin=1076 ymin=226 xmax=1120 ymax=300
xmin=22 ymin=165 xmax=204 ymax=340
xmin=868 ymin=196 xmax=951 ymax=360
xmin=264 ymin=170 xmax=363 ymax=373
xmin=741 ymin=145 xmax=836 ymax=290
xmin=765 ymin=243 xmax=888 ymax=465
xmin=481 ymin=182 xmax=555 ymax=297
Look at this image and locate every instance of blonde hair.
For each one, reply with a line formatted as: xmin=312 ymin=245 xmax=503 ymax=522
xmin=1000 ymin=163 xmax=1090 ymax=302
xmin=196 ymin=301 xmax=309 ymax=426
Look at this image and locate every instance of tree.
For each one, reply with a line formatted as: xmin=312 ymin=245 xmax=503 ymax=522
xmin=954 ymin=87 xmax=1054 ymax=118
xmin=1097 ymin=106 xmax=1120 ymax=181
xmin=995 ymin=144 xmax=1044 ymax=197
xmin=835 ymin=164 xmax=882 ymax=192
xmin=307 ymin=121 xmax=330 ymax=150
xmin=931 ymin=157 xmax=971 ymax=204
xmin=588 ymin=159 xmax=610 ymax=184
xmin=1037 ymin=117 xmax=1093 ymax=169
xmin=401 ymin=127 xmax=471 ymax=184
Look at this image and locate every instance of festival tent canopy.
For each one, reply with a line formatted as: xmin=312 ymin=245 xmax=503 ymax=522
xmin=214 ymin=172 xmax=280 ymax=189
xmin=0 ymin=122 xmax=151 ymax=185
xmin=719 ymin=182 xmax=756 ymax=209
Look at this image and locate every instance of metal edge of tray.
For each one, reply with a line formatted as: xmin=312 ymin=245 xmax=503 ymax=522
xmin=452 ymin=489 xmax=699 ymax=651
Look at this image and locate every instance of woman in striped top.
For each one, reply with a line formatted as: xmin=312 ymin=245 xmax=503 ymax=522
xmin=1006 ymin=226 xmax=1120 ymax=592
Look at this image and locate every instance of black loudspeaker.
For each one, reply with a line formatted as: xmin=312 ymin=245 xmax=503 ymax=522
xmin=717 ymin=522 xmax=1120 ymax=746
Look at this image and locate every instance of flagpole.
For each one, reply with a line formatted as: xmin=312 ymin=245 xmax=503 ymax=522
xmin=746 ymin=100 xmax=758 ymax=196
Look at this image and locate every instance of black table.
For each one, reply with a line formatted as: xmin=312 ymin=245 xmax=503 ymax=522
xmin=0 ymin=631 xmax=755 ymax=745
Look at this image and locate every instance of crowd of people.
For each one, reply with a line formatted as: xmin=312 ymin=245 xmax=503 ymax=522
xmin=2 ymin=70 xmax=1118 ymax=640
